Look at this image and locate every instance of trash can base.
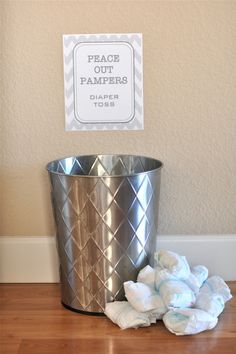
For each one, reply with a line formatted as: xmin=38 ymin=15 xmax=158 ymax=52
xmin=61 ymin=302 xmax=106 ymax=316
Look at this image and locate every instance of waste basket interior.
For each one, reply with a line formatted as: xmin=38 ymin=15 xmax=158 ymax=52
xmin=47 ymin=154 xmax=162 ymax=177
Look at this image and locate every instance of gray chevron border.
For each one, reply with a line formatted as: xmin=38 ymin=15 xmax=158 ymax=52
xmin=63 ymin=33 xmax=143 ymax=131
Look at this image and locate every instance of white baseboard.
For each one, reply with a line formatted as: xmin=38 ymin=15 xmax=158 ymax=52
xmin=0 ymin=236 xmax=60 ymax=283
xmin=0 ymin=235 xmax=235 ymax=283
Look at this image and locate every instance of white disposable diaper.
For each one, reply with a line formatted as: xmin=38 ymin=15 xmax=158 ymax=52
xmin=155 ymin=269 xmax=196 ymax=308
xmin=195 ymin=292 xmax=225 ymax=318
xmin=124 ymin=280 xmax=166 ymax=314
xmin=104 ymin=301 xmax=151 ymax=330
xmin=154 ymin=250 xmax=190 ymax=279
xmin=163 ymin=308 xmax=218 ymax=335
xmin=200 ymin=276 xmax=232 ymax=303
xmin=183 ymin=272 xmax=201 ymax=294
xmin=137 ymin=265 xmax=156 ymax=288
xmin=191 ymin=265 xmax=208 ymax=287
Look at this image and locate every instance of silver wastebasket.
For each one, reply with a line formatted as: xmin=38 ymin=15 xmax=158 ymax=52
xmin=46 ymin=154 xmax=162 ymax=314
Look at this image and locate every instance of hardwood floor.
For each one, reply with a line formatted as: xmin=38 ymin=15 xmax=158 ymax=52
xmin=0 ymin=283 xmax=236 ymax=354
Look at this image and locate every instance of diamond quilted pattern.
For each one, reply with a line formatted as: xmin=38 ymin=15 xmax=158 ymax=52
xmin=57 ymin=174 xmax=74 ymax=195
xmin=113 ymin=221 xmax=135 ymax=250
xmin=126 ymin=237 xmax=144 ymax=265
xmin=104 ymin=238 xmax=124 ymax=267
xmin=51 ymin=175 xmax=69 ymax=208
xmin=127 ymin=198 xmax=145 ymax=229
xmin=73 ymin=255 xmax=92 ymax=281
xmin=105 ymin=271 xmax=122 ymax=296
xmin=47 ymin=155 xmax=162 ymax=313
xmin=110 ymin=158 xmax=129 ymax=176
xmin=85 ymin=299 xmax=103 ymax=313
xmin=79 ymin=200 xmax=101 ymax=233
xmin=113 ymin=178 xmax=137 ymax=213
xmin=93 ymin=257 xmax=114 ymax=282
xmin=60 ymin=268 xmax=77 ymax=305
xmin=91 ymin=220 xmax=114 ymax=251
xmin=57 ymin=243 xmax=73 ymax=275
xmin=88 ymin=157 xmax=108 ymax=176
xmin=66 ymin=179 xmax=88 ymax=211
xmin=135 ymin=251 xmax=149 ymax=269
xmin=55 ymin=213 xmax=73 ymax=246
xmin=127 ymin=174 xmax=145 ymax=194
xmin=64 ymin=236 xmax=81 ymax=266
xmin=135 ymin=216 xmax=152 ymax=246
xmin=83 ymin=272 xmax=104 ymax=296
xmin=61 ymin=197 xmax=80 ymax=221
xmin=69 ymin=219 xmax=88 ymax=250
xmin=68 ymin=270 xmax=93 ymax=308
xmin=136 ymin=175 xmax=154 ymax=210
xmin=115 ymin=255 xmax=137 ymax=281
xmin=89 ymin=179 xmax=113 ymax=215
xmin=70 ymin=158 xmax=86 ymax=175
xmin=101 ymin=176 xmax=124 ymax=195
xmin=82 ymin=238 xmax=103 ymax=266
xmin=95 ymin=287 xmax=116 ymax=306
xmin=103 ymin=201 xmax=124 ymax=233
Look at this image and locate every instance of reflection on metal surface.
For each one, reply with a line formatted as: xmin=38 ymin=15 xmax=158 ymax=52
xmin=47 ymin=155 xmax=162 ymax=313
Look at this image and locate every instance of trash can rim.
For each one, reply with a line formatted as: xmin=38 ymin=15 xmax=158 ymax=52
xmin=46 ymin=154 xmax=163 ymax=178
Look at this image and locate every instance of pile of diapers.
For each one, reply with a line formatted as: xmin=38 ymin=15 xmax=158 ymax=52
xmin=105 ymin=250 xmax=232 ymax=335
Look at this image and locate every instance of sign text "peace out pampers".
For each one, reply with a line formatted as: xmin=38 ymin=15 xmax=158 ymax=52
xmin=79 ymin=54 xmax=128 ymax=85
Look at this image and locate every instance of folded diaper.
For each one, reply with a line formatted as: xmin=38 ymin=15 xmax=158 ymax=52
xmin=104 ymin=301 xmax=129 ymax=323
xmin=155 ymin=269 xmax=196 ymax=308
xmin=104 ymin=301 xmax=151 ymax=330
xmin=155 ymin=250 xmax=190 ymax=279
xmin=163 ymin=308 xmax=218 ymax=335
xmin=137 ymin=265 xmax=156 ymax=288
xmin=195 ymin=292 xmax=225 ymax=318
xmin=124 ymin=280 xmax=166 ymax=314
xmin=200 ymin=276 xmax=232 ymax=303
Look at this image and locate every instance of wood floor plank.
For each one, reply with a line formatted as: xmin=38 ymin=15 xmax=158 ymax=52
xmin=0 ymin=282 xmax=235 ymax=354
xmin=17 ymin=338 xmax=236 ymax=354
xmin=0 ymin=339 xmax=20 ymax=354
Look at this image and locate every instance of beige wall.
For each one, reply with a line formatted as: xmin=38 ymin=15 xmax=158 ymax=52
xmin=1 ymin=0 xmax=236 ymax=236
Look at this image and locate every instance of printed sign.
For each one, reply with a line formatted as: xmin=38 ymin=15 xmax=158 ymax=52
xmin=63 ymin=33 xmax=143 ymax=131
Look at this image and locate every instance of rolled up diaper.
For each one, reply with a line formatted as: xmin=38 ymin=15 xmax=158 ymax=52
xmin=195 ymin=292 xmax=225 ymax=317
xmin=191 ymin=265 xmax=208 ymax=287
xmin=155 ymin=269 xmax=196 ymax=308
xmin=137 ymin=265 xmax=156 ymax=288
xmin=183 ymin=272 xmax=201 ymax=295
xmin=163 ymin=308 xmax=218 ymax=335
xmin=154 ymin=250 xmax=190 ymax=279
xmin=104 ymin=301 xmax=151 ymax=330
xmin=200 ymin=276 xmax=232 ymax=303
xmin=124 ymin=281 xmax=167 ymax=314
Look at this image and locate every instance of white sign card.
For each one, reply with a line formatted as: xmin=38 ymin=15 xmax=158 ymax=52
xmin=63 ymin=33 xmax=143 ymax=131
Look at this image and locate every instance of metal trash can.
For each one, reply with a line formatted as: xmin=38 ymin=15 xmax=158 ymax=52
xmin=46 ymin=154 xmax=162 ymax=314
